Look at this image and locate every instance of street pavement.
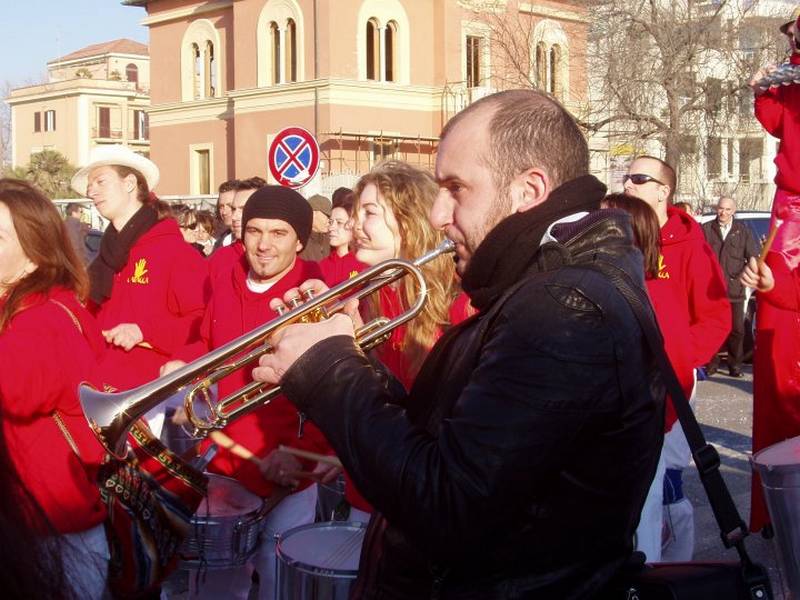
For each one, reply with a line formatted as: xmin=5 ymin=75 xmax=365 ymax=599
xmin=687 ymin=364 xmax=793 ymax=598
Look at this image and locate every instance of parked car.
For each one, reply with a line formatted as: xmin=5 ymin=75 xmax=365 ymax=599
xmin=698 ymin=211 xmax=771 ymax=364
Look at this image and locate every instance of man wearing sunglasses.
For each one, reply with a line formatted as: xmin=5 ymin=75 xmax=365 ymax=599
xmin=624 ymin=155 xmax=731 ymax=563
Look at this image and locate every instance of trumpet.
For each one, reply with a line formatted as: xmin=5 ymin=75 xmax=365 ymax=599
xmin=80 ymin=239 xmax=456 ymax=458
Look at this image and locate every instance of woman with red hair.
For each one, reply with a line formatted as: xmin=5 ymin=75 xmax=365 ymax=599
xmin=0 ymin=179 xmax=108 ymax=598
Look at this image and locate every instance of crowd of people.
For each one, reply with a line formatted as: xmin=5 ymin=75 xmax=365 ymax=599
xmin=1 ymin=12 xmax=799 ymax=600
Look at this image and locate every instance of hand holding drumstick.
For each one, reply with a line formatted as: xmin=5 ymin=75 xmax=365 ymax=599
xmin=740 ymin=220 xmax=781 ymax=293
xmin=208 ymin=431 xmax=336 ymax=487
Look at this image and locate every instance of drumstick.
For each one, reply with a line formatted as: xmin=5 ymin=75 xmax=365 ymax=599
xmin=278 ymin=445 xmax=343 ymax=468
xmin=285 ymin=470 xmax=325 ymax=482
xmin=209 ymin=430 xmax=262 ymax=466
xmin=758 ymin=219 xmax=782 ymax=269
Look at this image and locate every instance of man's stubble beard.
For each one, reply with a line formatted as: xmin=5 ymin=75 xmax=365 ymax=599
xmin=464 ymin=188 xmax=513 ymax=257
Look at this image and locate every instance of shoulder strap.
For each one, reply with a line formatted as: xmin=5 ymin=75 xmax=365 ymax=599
xmin=50 ymin=298 xmax=83 ymax=335
xmin=585 ymin=260 xmax=767 ymax=577
xmin=48 ymin=299 xmax=84 ymax=460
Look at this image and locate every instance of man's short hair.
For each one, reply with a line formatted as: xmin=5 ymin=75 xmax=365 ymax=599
xmin=440 ymin=89 xmax=589 ymax=191
xmin=218 ymin=179 xmax=241 ymax=195
xmin=239 ymin=176 xmax=267 ymax=191
xmin=718 ymin=196 xmax=736 ymax=209
xmin=65 ymin=203 xmax=82 ymax=215
xmin=633 ymin=155 xmax=676 ymax=202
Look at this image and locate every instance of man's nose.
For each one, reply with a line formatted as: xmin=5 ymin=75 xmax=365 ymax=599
xmin=429 ymin=192 xmax=452 ymax=230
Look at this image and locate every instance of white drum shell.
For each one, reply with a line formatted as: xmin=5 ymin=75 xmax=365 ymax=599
xmin=180 ymin=473 xmax=266 ymax=569
xmin=275 ymin=521 xmax=366 ymax=599
xmin=752 ymin=435 xmax=800 ymax=596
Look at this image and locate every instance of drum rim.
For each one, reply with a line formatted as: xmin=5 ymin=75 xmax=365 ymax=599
xmin=276 ymin=520 xmax=366 ymax=575
xmin=195 ymin=472 xmax=264 ymax=518
xmin=752 ymin=436 xmax=800 ymax=470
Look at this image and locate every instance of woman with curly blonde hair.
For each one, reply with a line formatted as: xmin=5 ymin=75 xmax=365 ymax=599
xmin=352 ymin=160 xmax=457 ymax=387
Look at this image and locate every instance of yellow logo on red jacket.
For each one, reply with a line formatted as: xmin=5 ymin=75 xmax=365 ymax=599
xmin=657 ymin=254 xmax=670 ymax=279
xmin=128 ymin=258 xmax=150 ymax=285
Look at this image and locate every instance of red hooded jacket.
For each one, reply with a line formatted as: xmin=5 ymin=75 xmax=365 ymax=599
xmin=319 ymin=251 xmax=366 ymax=286
xmin=177 ymin=255 xmax=332 ymax=498
xmin=647 ymin=207 xmax=731 ymax=430
xmin=90 ymin=219 xmax=208 ymax=391
xmin=0 ymin=287 xmax=107 ymax=534
xmin=754 ymin=53 xmax=800 ymax=194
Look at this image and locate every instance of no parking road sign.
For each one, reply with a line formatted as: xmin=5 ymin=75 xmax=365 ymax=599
xmin=268 ymin=127 xmax=320 ymax=189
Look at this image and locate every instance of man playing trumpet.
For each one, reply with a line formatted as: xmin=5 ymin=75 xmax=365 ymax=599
xmin=253 ymin=89 xmax=664 ymax=598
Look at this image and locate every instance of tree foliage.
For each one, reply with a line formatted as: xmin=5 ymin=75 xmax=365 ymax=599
xmin=2 ymin=150 xmax=79 ymax=199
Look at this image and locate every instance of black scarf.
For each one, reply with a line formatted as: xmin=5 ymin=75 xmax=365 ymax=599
xmin=89 ymin=205 xmax=159 ymax=304
xmin=461 ymin=174 xmax=606 ymax=311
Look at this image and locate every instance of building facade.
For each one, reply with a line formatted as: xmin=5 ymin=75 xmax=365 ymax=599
xmin=123 ymin=0 xmax=589 ymax=196
xmin=7 ymin=39 xmax=150 ymax=170
xmin=589 ymin=0 xmax=792 ymax=211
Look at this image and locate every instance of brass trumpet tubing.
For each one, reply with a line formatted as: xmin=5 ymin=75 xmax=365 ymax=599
xmin=79 ymin=239 xmax=455 ymax=458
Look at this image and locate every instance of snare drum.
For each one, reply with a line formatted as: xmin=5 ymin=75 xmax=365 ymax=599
xmin=180 ymin=473 xmax=266 ymax=569
xmin=275 ymin=521 xmax=365 ymax=599
xmin=752 ymin=436 xmax=800 ymax=597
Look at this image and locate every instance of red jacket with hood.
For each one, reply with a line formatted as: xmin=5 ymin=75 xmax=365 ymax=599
xmin=177 ymin=255 xmax=332 ymax=498
xmin=754 ymin=53 xmax=800 ymax=194
xmin=0 ymin=287 xmax=107 ymax=534
xmin=90 ymin=219 xmax=208 ymax=391
xmin=647 ymin=207 xmax=731 ymax=430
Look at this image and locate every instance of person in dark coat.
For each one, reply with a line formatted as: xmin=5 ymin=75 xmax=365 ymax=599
xmin=64 ymin=202 xmax=89 ymax=264
xmin=702 ymin=196 xmax=759 ymax=377
xmin=251 ymin=89 xmax=664 ymax=599
xmin=299 ymin=194 xmax=332 ymax=262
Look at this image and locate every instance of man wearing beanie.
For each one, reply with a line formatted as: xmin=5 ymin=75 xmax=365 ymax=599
xmin=162 ymin=185 xmax=334 ymax=600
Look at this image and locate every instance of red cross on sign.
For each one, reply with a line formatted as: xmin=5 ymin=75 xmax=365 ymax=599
xmin=268 ymin=127 xmax=320 ymax=189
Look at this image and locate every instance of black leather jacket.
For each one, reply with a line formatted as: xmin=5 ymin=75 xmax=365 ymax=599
xmin=282 ymin=210 xmax=664 ymax=599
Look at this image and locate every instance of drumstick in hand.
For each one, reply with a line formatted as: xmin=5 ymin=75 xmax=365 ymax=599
xmin=278 ymin=445 xmax=343 ymax=467
xmin=758 ymin=218 xmax=782 ymax=269
xmin=209 ymin=430 xmax=262 ymax=466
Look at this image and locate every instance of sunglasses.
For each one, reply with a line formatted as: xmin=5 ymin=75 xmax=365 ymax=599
xmin=181 ymin=222 xmax=198 ymax=230
xmin=623 ymin=173 xmax=664 ymax=186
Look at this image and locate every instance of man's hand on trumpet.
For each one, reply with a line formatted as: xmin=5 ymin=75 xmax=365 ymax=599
xmin=253 ymin=279 xmax=362 ymax=385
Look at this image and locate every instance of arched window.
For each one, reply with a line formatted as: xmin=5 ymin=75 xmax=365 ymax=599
xmin=366 ymin=19 xmax=379 ymax=81
xmin=257 ymin=0 xmax=305 ymax=87
xmin=181 ymin=19 xmax=222 ymax=101
xmin=535 ymin=42 xmax=547 ymax=90
xmin=192 ymin=43 xmax=202 ymax=99
xmin=125 ymin=63 xmax=139 ymax=86
xmin=205 ymin=41 xmax=216 ymax=97
xmin=385 ymin=21 xmax=397 ymax=82
xmin=270 ymin=22 xmax=281 ymax=84
xmin=286 ymin=18 xmax=297 ymax=83
xmin=358 ymin=1 xmax=410 ymax=84
xmin=549 ymin=45 xmax=562 ymax=97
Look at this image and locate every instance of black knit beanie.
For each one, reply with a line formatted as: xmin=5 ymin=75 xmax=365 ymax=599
xmin=242 ymin=185 xmax=313 ymax=248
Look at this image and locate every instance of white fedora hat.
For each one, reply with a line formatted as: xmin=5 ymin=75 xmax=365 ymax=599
xmin=71 ymin=145 xmax=160 ymax=196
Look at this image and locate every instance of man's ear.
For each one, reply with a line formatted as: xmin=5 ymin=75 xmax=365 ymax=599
xmin=510 ymin=167 xmax=551 ymax=214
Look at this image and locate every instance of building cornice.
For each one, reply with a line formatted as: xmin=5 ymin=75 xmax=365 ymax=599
xmin=7 ymin=81 xmax=149 ymax=105
xmin=48 ymin=52 xmax=149 ymax=69
xmin=140 ymin=0 xmax=233 ymax=26
xmin=148 ymin=79 xmax=445 ymax=127
xmin=518 ymin=3 xmax=588 ymax=23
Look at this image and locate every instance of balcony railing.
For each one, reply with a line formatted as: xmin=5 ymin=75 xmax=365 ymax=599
xmin=92 ymin=127 xmax=123 ymax=140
